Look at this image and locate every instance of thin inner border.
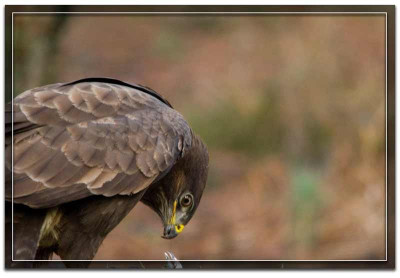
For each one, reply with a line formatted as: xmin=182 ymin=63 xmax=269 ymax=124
xmin=10 ymin=11 xmax=388 ymax=262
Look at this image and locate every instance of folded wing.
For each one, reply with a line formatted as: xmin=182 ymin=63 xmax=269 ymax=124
xmin=5 ymin=79 xmax=192 ymax=208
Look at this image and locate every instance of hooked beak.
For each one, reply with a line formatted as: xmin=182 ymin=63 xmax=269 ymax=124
xmin=162 ymin=224 xmax=178 ymax=239
xmin=162 ymin=224 xmax=184 ymax=239
xmin=161 ymin=200 xmax=185 ymax=239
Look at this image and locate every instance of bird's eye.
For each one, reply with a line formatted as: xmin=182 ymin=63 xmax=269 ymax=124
xmin=180 ymin=194 xmax=193 ymax=208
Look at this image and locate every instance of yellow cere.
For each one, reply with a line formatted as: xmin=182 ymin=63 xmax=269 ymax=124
xmin=175 ymin=224 xmax=184 ymax=233
xmin=170 ymin=200 xmax=185 ymax=233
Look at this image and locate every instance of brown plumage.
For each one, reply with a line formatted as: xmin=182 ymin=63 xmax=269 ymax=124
xmin=5 ymin=78 xmax=209 ymax=268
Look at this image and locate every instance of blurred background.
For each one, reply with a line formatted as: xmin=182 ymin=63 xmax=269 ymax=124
xmin=12 ymin=13 xmax=386 ymax=260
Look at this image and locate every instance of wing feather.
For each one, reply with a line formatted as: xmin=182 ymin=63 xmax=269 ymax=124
xmin=6 ymin=79 xmax=192 ymax=208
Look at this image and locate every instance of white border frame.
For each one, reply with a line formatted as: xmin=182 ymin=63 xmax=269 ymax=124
xmin=10 ymin=10 xmax=388 ymax=263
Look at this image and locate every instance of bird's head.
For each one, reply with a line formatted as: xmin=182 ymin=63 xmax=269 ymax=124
xmin=141 ymin=135 xmax=209 ymax=239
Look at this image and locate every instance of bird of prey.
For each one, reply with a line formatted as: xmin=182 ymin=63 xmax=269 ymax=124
xmin=5 ymin=78 xmax=209 ymax=268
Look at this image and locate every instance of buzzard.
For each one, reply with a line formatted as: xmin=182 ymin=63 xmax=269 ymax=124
xmin=5 ymin=78 xmax=209 ymax=267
